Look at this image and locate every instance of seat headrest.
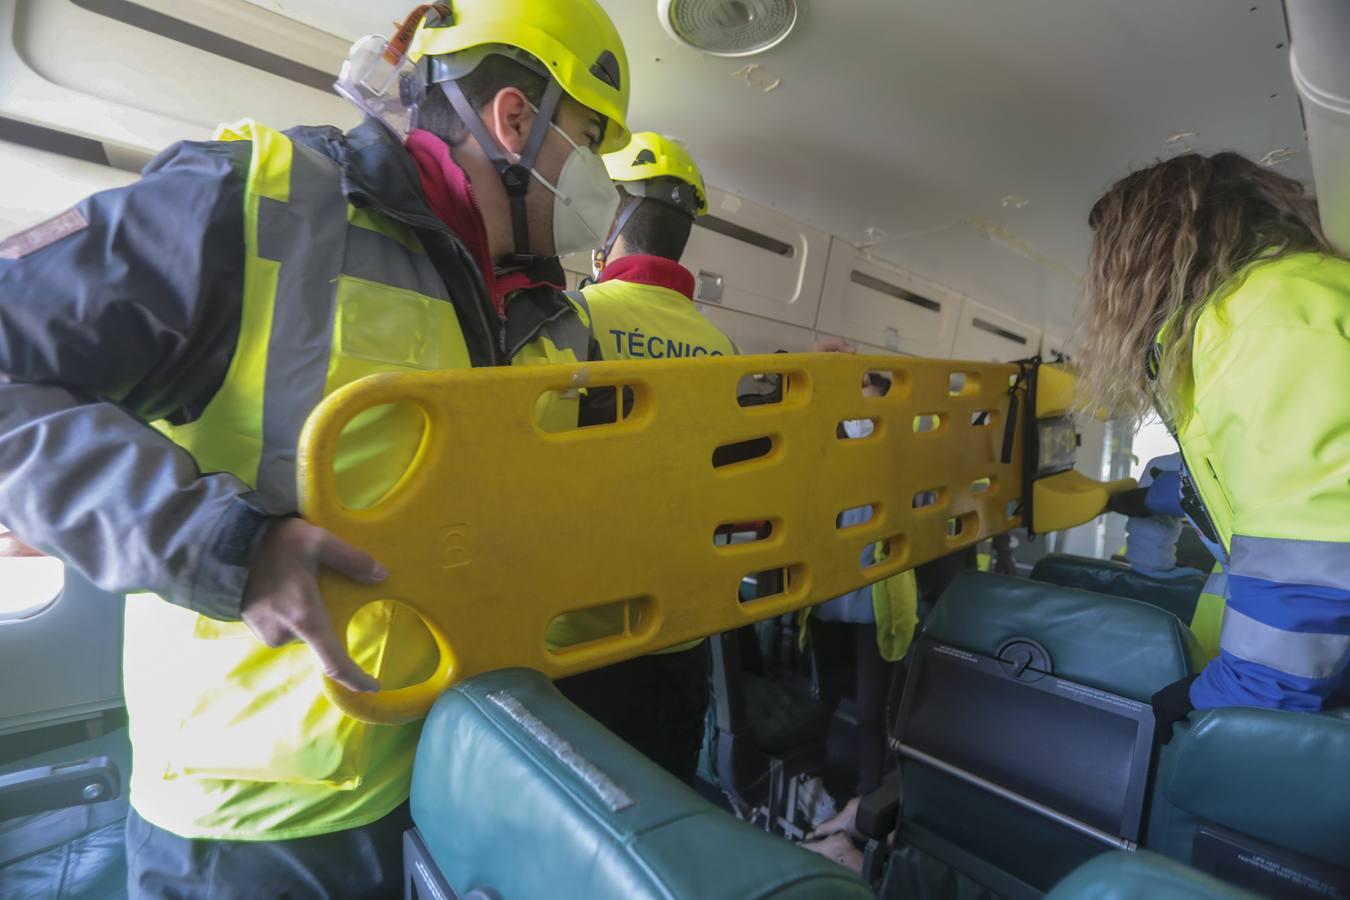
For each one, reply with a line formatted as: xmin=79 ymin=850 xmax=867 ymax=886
xmin=1046 ymin=850 xmax=1259 ymax=899
xmin=411 ymin=668 xmax=872 ymax=900
xmin=1031 ymin=554 xmax=1206 ymax=624
xmin=923 ymin=572 xmax=1204 ymax=702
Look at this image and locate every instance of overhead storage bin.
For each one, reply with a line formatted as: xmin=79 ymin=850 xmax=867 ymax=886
xmin=680 ymin=187 xmax=828 ymax=329
xmin=951 ymin=298 xmax=1040 ymax=362
xmin=815 ymin=238 xmax=961 ymax=358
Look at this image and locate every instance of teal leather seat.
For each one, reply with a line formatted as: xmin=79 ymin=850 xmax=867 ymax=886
xmin=0 ymin=727 xmax=130 ymax=900
xmin=1030 ymin=554 xmax=1206 ymax=625
xmin=883 ymin=573 xmax=1205 ymax=899
xmin=923 ymin=572 xmax=1204 ymax=704
xmin=411 ymin=668 xmax=871 ymax=899
xmin=1046 ymin=851 xmax=1258 ymax=900
xmin=1146 ymin=706 xmax=1350 ymax=893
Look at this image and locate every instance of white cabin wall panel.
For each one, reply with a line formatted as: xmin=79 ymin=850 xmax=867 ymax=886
xmin=816 ymin=238 xmax=963 ymax=358
xmin=560 ymin=251 xmax=591 ymax=286
xmin=694 ymin=304 xmax=815 ymax=355
xmin=1040 ymin=329 xmax=1079 ymax=363
xmin=0 ymin=141 xmax=137 ymax=235
xmin=1 ymin=0 xmax=356 ymax=157
xmin=129 ymin=0 xmax=348 ymax=71
xmin=681 ymin=187 xmax=827 ymax=329
xmin=0 ymin=574 xmax=124 ymax=734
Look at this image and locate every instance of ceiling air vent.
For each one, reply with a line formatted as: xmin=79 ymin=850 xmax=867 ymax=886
xmin=658 ymin=0 xmax=799 ymax=57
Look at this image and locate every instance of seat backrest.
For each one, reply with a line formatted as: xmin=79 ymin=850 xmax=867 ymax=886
xmin=891 ymin=573 xmax=1204 ymax=894
xmin=1030 ymin=553 xmax=1206 ymax=625
xmin=1148 ymin=707 xmax=1350 ymax=898
xmin=412 ymin=668 xmax=872 ymax=900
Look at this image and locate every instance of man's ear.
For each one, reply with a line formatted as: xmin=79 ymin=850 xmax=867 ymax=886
xmin=483 ymin=86 xmax=533 ymax=156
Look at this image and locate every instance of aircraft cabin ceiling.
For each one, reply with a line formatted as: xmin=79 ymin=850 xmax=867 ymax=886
xmin=252 ymin=1 xmax=1311 ymax=338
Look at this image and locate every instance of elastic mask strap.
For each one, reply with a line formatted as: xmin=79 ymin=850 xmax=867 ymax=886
xmin=519 ymin=81 xmax=563 ymax=172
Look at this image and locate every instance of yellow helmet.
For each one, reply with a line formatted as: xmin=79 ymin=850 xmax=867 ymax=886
xmin=409 ymin=0 xmax=631 ymax=154
xmin=604 ymin=132 xmax=708 ymax=216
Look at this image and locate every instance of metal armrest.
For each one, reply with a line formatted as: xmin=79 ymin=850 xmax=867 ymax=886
xmin=0 ymin=756 xmax=121 ymax=821
xmin=856 ymin=768 xmax=901 ymax=839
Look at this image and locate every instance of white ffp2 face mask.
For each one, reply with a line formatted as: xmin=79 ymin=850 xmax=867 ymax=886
xmin=516 ymin=118 xmax=620 ymax=258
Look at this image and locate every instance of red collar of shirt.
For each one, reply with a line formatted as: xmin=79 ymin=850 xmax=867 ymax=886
xmin=404 ymin=129 xmax=563 ymax=312
xmin=598 ymin=255 xmax=695 ymax=300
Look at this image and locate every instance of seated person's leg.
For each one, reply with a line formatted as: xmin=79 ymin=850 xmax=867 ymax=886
xmin=854 ymin=622 xmax=897 ymax=796
xmin=642 ymin=642 xmax=711 ymax=786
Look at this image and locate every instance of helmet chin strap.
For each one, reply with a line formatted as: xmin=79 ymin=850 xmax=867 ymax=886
xmin=598 ymin=194 xmax=644 ymax=264
xmin=438 ymin=77 xmax=564 ymax=257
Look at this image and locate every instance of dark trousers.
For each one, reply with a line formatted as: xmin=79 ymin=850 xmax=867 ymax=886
xmin=554 ymin=642 xmax=710 ymax=786
xmin=125 ymin=802 xmax=411 ymax=899
xmin=811 ymin=620 xmax=897 ymax=795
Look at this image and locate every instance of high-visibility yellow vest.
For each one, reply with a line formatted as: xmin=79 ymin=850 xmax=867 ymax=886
xmin=124 ymin=121 xmax=589 ymax=841
xmin=1160 ymin=252 xmax=1350 ymax=704
xmin=1190 ymin=563 xmax=1226 ymax=660
xmin=583 ymin=274 xmax=737 ymax=362
xmin=1163 ymin=253 xmax=1350 ymax=555
xmin=800 ymin=545 xmax=920 ymax=664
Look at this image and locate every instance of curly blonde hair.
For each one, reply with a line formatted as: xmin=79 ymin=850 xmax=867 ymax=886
xmin=1075 ymin=152 xmax=1333 ymax=425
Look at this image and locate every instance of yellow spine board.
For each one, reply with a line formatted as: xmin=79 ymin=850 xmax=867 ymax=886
xmin=300 ymin=354 xmax=1124 ymax=723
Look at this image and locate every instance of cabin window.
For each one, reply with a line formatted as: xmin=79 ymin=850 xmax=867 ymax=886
xmin=0 ymin=524 xmax=64 ymax=621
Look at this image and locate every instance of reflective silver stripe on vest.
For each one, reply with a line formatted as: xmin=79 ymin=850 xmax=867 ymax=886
xmin=342 ymin=222 xmax=447 ymax=299
xmin=252 ymin=139 xmax=452 ymax=507
xmin=1219 ymin=606 xmax=1350 ymax=680
xmin=254 ymin=141 xmax=347 ymax=506
xmin=544 ymin=295 xmax=593 ymax=362
xmin=563 ymin=288 xmax=591 ymax=326
xmin=1230 ymin=535 xmax=1350 ymax=592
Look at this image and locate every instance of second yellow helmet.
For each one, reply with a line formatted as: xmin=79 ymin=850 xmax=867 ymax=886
xmin=604 ymin=132 xmax=708 ymax=216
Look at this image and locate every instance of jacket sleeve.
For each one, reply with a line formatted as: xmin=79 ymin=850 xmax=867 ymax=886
xmin=0 ymin=138 xmax=275 ymax=620
xmin=1188 ymin=272 xmax=1350 ymax=711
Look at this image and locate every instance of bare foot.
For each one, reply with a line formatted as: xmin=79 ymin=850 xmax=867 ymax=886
xmin=799 ymin=832 xmax=863 ymax=874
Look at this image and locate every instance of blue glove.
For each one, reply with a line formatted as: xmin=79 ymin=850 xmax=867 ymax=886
xmin=1143 ymin=470 xmax=1185 ymax=518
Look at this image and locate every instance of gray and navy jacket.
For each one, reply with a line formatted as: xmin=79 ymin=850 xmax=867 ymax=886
xmin=0 ymin=118 xmax=587 ymax=620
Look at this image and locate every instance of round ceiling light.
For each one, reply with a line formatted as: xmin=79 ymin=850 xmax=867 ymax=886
xmin=658 ymin=0 xmax=800 ymax=58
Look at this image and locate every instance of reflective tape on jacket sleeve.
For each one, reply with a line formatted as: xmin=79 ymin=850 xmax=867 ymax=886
xmin=1219 ymin=606 xmax=1350 ymax=680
